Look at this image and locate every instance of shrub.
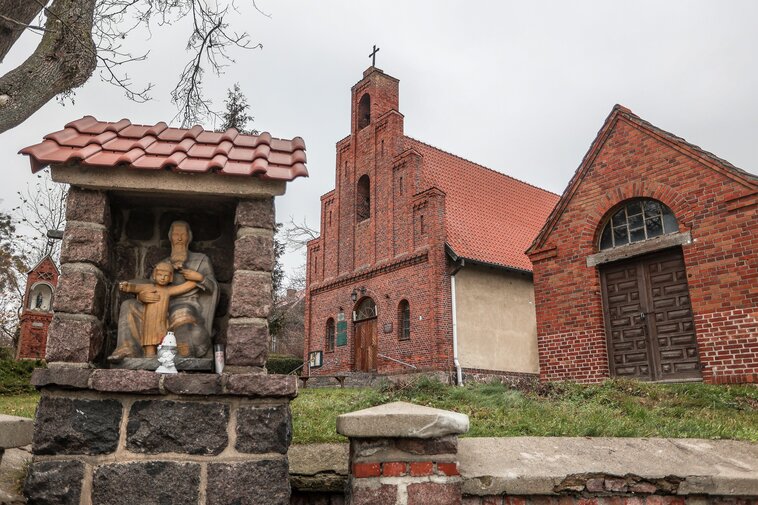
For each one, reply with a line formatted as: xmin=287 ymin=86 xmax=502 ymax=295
xmin=0 ymin=357 xmax=44 ymax=395
xmin=267 ymin=354 xmax=303 ymax=375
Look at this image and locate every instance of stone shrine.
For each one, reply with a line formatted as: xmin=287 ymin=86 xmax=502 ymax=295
xmin=19 ymin=116 xmax=307 ymax=504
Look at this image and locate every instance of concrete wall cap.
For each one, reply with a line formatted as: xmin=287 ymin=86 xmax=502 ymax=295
xmin=336 ymin=401 xmax=469 ymax=439
xmin=0 ymin=414 xmax=34 ymax=448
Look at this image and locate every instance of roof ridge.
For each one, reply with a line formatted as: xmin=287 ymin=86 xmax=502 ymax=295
xmin=404 ymin=135 xmax=559 ymax=196
xmin=67 ymin=115 xmax=301 ymax=143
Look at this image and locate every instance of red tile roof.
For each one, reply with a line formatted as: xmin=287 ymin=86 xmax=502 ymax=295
xmin=405 ymin=137 xmax=559 ymax=272
xmin=19 ymin=116 xmax=308 ymax=181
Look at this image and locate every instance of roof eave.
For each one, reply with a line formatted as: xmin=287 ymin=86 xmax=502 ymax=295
xmin=446 ymin=244 xmax=533 ymax=276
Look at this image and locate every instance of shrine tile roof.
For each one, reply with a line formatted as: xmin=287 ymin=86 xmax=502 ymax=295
xmin=404 ymin=137 xmax=559 ymax=273
xmin=19 ymin=116 xmax=308 ymax=181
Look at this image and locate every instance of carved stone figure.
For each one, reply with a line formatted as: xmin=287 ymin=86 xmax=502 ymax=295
xmin=118 ymin=262 xmax=204 ymax=357
xmin=109 ymin=221 xmax=219 ymax=362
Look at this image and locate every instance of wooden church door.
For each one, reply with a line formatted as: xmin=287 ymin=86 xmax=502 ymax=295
xmin=353 ymin=297 xmax=378 ymax=372
xmin=354 ymin=320 xmax=377 ymax=372
xmin=600 ymin=248 xmax=701 ymax=382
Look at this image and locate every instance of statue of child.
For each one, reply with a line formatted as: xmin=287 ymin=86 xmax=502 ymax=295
xmin=119 ymin=262 xmax=204 ymax=357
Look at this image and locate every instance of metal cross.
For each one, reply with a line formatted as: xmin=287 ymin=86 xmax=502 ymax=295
xmin=369 ymin=45 xmax=380 ymax=66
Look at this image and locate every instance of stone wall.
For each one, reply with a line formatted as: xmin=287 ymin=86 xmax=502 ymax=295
xmin=293 ymin=403 xmax=757 ymax=505
xmin=25 ymin=369 xmax=296 ymax=505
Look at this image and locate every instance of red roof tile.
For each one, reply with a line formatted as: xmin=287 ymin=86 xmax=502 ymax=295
xmin=404 ymin=137 xmax=559 ymax=272
xmin=19 ymin=116 xmax=308 ymax=181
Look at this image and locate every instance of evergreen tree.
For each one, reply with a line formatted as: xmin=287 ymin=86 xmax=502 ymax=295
xmin=220 ymin=83 xmax=258 ymax=135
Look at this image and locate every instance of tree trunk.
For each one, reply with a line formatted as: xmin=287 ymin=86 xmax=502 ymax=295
xmin=0 ymin=0 xmax=46 ymax=63
xmin=0 ymin=0 xmax=96 ymax=134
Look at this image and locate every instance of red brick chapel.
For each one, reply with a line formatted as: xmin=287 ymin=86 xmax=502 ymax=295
xmin=304 ymin=67 xmax=558 ymax=381
xmin=16 ymin=255 xmax=59 ymax=359
xmin=527 ymin=105 xmax=758 ymax=385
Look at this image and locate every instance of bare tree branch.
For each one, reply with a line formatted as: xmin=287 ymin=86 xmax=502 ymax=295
xmin=282 ymin=216 xmax=319 ymax=253
xmin=0 ymin=0 xmax=97 ymax=133
xmin=0 ymin=0 xmax=267 ymax=132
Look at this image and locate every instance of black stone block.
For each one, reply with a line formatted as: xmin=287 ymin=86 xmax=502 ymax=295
xmin=33 ymin=397 xmax=121 ymax=455
xmin=207 ymin=459 xmax=290 ymax=505
xmin=24 ymin=460 xmax=84 ymax=504
xmin=236 ymin=404 xmax=292 ymax=454
xmin=93 ymin=461 xmax=200 ymax=505
xmin=126 ymin=400 xmax=229 ymax=455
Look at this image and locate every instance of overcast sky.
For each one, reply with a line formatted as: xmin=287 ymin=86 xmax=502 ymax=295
xmin=1 ymin=0 xmax=756 ymax=279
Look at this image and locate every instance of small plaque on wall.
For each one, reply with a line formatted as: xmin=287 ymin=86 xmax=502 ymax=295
xmin=383 ymin=323 xmax=393 ymax=333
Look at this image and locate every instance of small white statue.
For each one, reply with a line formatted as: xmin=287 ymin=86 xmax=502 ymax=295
xmin=155 ymin=331 xmax=178 ymax=374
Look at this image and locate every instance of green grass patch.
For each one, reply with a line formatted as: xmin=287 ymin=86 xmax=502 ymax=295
xmin=291 ymin=377 xmax=758 ymax=444
xmin=0 ymin=393 xmax=39 ymax=418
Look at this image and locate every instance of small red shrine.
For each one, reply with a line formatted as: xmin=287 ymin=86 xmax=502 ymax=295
xmin=16 ymin=256 xmax=59 ymax=359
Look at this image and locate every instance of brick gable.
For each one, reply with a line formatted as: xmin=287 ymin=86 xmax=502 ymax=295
xmin=529 ymin=106 xmax=757 ymax=384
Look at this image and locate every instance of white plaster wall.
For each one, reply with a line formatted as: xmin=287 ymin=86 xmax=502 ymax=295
xmin=455 ymin=265 xmax=538 ymax=373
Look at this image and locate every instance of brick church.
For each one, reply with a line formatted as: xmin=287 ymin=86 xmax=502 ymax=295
xmin=304 ymin=67 xmax=558 ymax=381
xmin=528 ymin=105 xmax=757 ymax=384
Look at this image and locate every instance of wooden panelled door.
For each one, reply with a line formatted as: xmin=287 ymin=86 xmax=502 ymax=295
xmin=354 ymin=319 xmax=377 ymax=372
xmin=600 ymin=248 xmax=702 ymax=381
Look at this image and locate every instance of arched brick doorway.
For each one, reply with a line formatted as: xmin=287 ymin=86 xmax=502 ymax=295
xmin=596 ymin=199 xmax=702 ymax=382
xmin=353 ymin=297 xmax=377 ymax=372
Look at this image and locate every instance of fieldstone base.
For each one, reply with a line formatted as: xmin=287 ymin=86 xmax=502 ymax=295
xmin=25 ymin=368 xmax=297 ymax=505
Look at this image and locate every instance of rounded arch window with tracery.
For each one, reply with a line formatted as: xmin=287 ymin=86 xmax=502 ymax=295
xmin=599 ymin=199 xmax=679 ymax=251
xmin=353 ymin=297 xmax=377 ymax=321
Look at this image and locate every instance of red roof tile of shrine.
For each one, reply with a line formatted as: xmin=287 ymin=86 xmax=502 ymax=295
xmin=20 ymin=116 xmax=308 ymax=181
xmin=405 ymin=137 xmax=559 ymax=272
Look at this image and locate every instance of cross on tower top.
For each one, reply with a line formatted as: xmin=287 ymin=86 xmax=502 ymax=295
xmin=369 ymin=45 xmax=380 ymax=66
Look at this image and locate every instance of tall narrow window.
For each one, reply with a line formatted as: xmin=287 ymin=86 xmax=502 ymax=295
xmin=420 ymin=215 xmax=426 ymax=235
xmin=358 ymin=93 xmax=371 ymax=129
xmin=399 ymin=176 xmax=404 ymax=195
xmin=326 ymin=318 xmax=335 ymax=351
xmin=398 ymin=300 xmax=411 ymax=340
xmin=357 ymin=175 xmax=371 ymax=221
xmin=328 ymin=211 xmax=332 ymax=227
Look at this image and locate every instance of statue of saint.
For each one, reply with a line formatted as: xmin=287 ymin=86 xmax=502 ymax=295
xmin=109 ymin=221 xmax=219 ymax=362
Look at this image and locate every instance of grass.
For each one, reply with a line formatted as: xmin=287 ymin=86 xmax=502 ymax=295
xmin=291 ymin=377 xmax=758 ymax=444
xmin=0 ymin=376 xmax=754 ymax=444
xmin=0 ymin=393 xmax=39 ymax=418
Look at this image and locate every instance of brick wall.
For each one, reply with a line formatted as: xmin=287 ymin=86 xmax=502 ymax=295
xmin=528 ymin=109 xmax=758 ymax=383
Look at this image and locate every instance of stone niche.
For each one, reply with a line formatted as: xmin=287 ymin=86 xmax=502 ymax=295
xmin=109 ymin=192 xmax=237 ymax=360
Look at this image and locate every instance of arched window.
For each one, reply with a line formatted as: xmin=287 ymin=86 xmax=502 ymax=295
xmin=358 ymin=93 xmax=371 ymax=129
xmin=354 ymin=297 xmax=377 ymax=321
xmin=397 ymin=300 xmax=410 ymax=340
xmin=599 ymin=199 xmax=678 ymax=250
xmin=325 ymin=318 xmax=335 ymax=352
xmin=357 ymin=175 xmax=371 ymax=221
